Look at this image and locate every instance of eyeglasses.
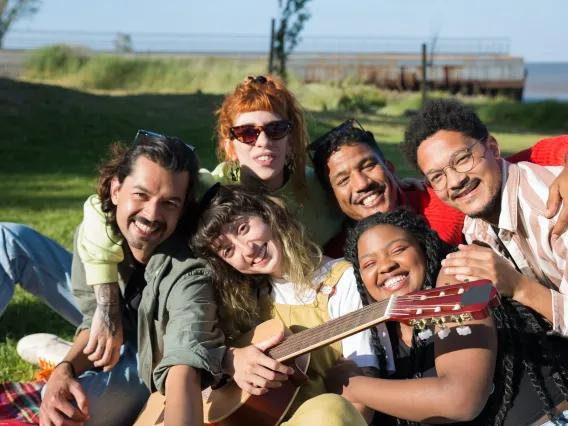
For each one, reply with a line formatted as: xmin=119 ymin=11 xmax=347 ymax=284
xmin=308 ymin=118 xmax=384 ymax=162
xmin=424 ymin=137 xmax=487 ymax=191
xmin=229 ymin=120 xmax=292 ymax=145
xmin=133 ymin=129 xmax=195 ymax=151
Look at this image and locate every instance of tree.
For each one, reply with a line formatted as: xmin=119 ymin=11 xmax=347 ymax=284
xmin=114 ymin=32 xmax=133 ymax=53
xmin=273 ymin=0 xmax=311 ymax=80
xmin=0 ymin=0 xmax=40 ymax=49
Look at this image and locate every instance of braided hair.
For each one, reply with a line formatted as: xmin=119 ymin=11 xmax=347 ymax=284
xmin=344 ymin=208 xmax=568 ymax=426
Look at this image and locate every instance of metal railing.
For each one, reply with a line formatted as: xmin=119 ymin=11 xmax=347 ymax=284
xmin=3 ymin=29 xmax=510 ymax=56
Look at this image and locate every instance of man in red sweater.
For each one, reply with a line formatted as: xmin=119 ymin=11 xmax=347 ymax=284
xmin=311 ymin=119 xmax=568 ymax=257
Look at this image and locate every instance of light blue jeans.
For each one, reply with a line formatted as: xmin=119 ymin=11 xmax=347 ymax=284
xmin=2 ymin=223 xmax=150 ymax=424
xmin=541 ymin=411 xmax=568 ymax=425
xmin=0 ymin=222 xmax=82 ymax=326
xmin=41 ymin=342 xmax=150 ymax=426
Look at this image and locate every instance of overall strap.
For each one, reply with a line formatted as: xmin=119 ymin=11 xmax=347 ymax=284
xmin=316 ymin=260 xmax=352 ymax=302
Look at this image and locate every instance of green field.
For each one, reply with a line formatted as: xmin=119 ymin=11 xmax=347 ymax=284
xmin=0 ymin=73 xmax=561 ymax=382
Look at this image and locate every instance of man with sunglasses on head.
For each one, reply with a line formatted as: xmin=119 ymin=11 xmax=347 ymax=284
xmin=400 ymin=98 xmax=568 ymax=337
xmin=2 ymin=132 xmax=225 ymax=426
xmin=311 ymin=116 xmax=568 ymax=259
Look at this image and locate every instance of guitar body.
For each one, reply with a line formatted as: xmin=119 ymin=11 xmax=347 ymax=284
xmin=134 ymin=319 xmax=310 ymax=426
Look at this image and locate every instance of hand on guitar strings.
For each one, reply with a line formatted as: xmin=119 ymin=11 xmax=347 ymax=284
xmin=222 ymin=331 xmax=295 ymax=395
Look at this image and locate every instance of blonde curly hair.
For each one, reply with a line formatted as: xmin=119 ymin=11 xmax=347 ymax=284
xmin=191 ymin=186 xmax=321 ymax=336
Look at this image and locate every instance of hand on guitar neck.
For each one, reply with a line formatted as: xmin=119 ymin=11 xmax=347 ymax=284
xmin=222 ymin=331 xmax=295 ymax=396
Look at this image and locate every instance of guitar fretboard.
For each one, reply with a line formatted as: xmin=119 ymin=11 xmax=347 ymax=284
xmin=266 ymin=297 xmax=391 ymax=361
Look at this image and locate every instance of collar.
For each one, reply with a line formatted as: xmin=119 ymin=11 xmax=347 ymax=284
xmin=496 ymin=159 xmax=521 ymax=233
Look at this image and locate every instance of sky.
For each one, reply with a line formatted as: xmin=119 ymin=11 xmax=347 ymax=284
xmin=6 ymin=0 xmax=568 ymax=62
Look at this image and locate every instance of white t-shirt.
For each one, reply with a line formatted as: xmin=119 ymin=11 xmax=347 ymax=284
xmin=270 ymin=258 xmax=395 ymax=373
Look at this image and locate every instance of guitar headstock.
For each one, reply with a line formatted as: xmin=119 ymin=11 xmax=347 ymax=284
xmin=387 ymin=279 xmax=500 ymax=333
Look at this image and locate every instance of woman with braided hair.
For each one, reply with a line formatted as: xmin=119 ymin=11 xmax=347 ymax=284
xmin=328 ymin=208 xmax=568 ymax=426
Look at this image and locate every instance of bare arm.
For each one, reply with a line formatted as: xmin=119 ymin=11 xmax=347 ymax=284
xmin=339 ymin=271 xmax=497 ymax=423
xmin=514 ymin=276 xmax=554 ymax=325
xmin=83 ymin=282 xmax=123 ymax=371
xmin=164 ymin=365 xmax=203 ymax=426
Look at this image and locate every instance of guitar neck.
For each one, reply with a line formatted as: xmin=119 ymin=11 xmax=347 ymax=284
xmin=266 ymin=297 xmax=392 ymax=362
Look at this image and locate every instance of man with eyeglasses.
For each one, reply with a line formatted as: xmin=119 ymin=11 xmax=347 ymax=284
xmin=401 ymin=98 xmax=568 ymax=337
xmin=2 ymin=133 xmax=225 ymax=425
xmin=310 ymin=116 xmax=568 ymax=259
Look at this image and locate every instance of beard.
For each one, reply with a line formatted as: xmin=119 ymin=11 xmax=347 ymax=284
xmin=466 ymin=180 xmax=503 ymax=222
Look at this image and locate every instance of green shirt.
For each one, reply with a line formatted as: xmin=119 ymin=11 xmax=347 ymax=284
xmin=71 ymin=226 xmax=226 ymax=394
xmin=207 ymin=163 xmax=345 ymax=247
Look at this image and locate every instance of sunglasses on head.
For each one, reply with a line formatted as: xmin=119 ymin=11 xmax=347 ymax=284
xmin=229 ymin=120 xmax=292 ymax=145
xmin=133 ymin=129 xmax=195 ymax=151
xmin=308 ymin=118 xmax=366 ymax=160
xmin=245 ymin=75 xmax=268 ymax=84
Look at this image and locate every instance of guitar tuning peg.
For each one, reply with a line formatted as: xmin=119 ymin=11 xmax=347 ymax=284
xmin=418 ymin=328 xmax=433 ymax=341
xmin=437 ymin=327 xmax=451 ymax=339
xmin=455 ymin=315 xmax=472 ymax=336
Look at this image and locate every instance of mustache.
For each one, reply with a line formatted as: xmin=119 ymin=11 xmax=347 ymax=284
xmin=450 ymin=177 xmax=480 ymax=201
xmin=128 ymin=214 xmax=165 ymax=231
xmin=353 ymin=181 xmax=386 ymax=204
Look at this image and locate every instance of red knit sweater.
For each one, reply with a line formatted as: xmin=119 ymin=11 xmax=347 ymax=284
xmin=323 ymin=135 xmax=568 ymax=257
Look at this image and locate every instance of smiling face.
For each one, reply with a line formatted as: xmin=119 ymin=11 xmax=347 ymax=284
xmin=357 ymin=224 xmax=426 ymax=301
xmin=327 ymin=143 xmax=399 ymax=221
xmin=417 ymin=130 xmax=502 ymax=222
xmin=211 ymin=214 xmax=283 ymax=278
xmin=228 ymin=111 xmax=289 ymax=191
xmin=111 ymin=156 xmax=188 ymax=263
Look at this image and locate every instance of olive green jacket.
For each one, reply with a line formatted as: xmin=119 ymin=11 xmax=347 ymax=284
xmin=71 ymin=226 xmax=226 ymax=394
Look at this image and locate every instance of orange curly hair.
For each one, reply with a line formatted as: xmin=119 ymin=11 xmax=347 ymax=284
xmin=216 ymin=76 xmax=309 ymax=199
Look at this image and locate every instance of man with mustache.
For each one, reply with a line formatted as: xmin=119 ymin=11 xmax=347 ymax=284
xmin=3 ymin=133 xmax=225 ymax=425
xmin=400 ymin=98 xmax=568 ymax=336
xmin=310 ymin=119 xmax=568 ymax=258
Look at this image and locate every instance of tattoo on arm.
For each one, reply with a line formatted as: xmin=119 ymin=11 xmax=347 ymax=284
xmin=94 ymin=284 xmax=121 ymax=336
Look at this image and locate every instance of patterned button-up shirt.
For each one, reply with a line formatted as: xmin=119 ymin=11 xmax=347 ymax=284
xmin=463 ymin=160 xmax=568 ymax=336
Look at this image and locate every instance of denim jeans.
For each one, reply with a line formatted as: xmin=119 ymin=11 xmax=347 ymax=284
xmin=0 ymin=222 xmax=82 ymax=326
xmin=42 ymin=342 xmax=150 ymax=426
xmin=540 ymin=411 xmax=568 ymax=426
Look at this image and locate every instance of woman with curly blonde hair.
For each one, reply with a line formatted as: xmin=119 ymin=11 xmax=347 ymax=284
xmin=192 ymin=186 xmax=384 ymax=425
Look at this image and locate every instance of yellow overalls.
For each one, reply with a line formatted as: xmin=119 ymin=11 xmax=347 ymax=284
xmin=258 ymin=260 xmax=368 ymax=426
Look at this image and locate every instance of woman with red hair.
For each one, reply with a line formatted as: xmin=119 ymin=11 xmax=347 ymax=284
xmin=207 ymin=75 xmax=343 ymax=247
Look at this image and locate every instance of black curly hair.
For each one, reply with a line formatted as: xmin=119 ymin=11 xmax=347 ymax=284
xmin=344 ymin=209 xmax=453 ymax=388
xmin=311 ymin=125 xmax=386 ymax=195
xmin=400 ymin=98 xmax=489 ymax=172
xmin=344 ymin=208 xmax=568 ymax=426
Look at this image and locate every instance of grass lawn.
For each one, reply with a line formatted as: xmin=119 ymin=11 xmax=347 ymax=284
xmin=0 ymin=76 xmax=558 ymax=382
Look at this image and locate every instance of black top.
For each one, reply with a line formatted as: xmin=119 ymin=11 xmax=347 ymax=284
xmin=374 ymin=326 xmax=568 ymax=426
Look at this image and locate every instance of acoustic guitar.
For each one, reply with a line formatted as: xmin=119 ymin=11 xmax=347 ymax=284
xmin=134 ymin=279 xmax=499 ymax=426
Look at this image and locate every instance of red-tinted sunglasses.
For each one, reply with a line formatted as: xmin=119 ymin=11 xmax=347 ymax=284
xmin=229 ymin=120 xmax=292 ymax=145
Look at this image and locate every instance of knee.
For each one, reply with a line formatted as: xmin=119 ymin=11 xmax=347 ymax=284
xmin=293 ymin=394 xmax=366 ymax=425
xmin=0 ymin=223 xmax=35 ymax=245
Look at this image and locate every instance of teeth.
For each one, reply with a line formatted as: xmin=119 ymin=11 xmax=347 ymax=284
xmin=135 ymin=219 xmax=158 ymax=234
xmin=384 ymin=274 xmax=407 ymax=289
xmin=257 ymin=155 xmax=272 ymax=161
xmin=362 ymin=193 xmax=379 ymax=206
xmin=253 ymin=245 xmax=267 ymax=264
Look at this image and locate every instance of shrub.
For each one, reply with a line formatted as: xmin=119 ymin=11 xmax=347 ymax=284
xmin=24 ymin=45 xmax=89 ymax=78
